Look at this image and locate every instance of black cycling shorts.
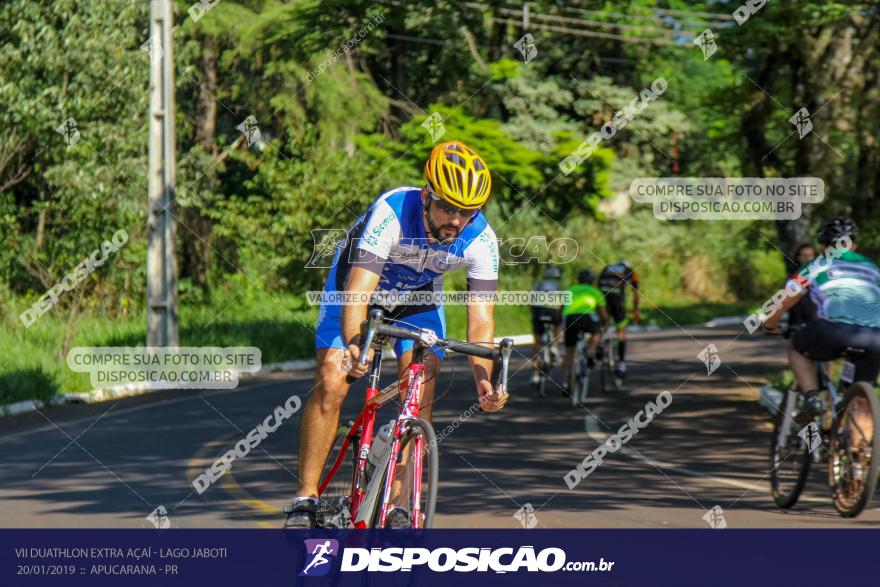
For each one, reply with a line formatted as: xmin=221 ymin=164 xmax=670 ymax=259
xmin=603 ymin=292 xmax=626 ymax=325
xmin=792 ymin=319 xmax=880 ymax=384
xmin=564 ymin=313 xmax=601 ymax=347
xmin=531 ymin=307 xmax=562 ymax=337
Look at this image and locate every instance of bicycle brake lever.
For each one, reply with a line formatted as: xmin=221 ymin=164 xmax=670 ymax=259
xmin=359 ymin=309 xmax=383 ymax=365
xmin=489 ymin=338 xmax=514 ymax=395
xmin=499 ymin=338 xmax=513 ymax=395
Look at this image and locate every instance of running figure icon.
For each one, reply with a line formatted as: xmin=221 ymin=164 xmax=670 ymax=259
xmin=300 ymin=539 xmax=339 ymax=576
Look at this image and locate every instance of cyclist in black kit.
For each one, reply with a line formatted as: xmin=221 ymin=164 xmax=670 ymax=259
xmin=598 ymin=259 xmax=640 ymax=378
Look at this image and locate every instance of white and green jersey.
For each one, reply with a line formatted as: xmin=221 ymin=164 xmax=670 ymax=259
xmin=792 ymin=250 xmax=880 ymax=328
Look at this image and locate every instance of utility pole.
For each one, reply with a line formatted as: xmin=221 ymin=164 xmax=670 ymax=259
xmin=522 ymin=2 xmax=530 ymax=29
xmin=147 ymin=0 xmax=179 ymax=347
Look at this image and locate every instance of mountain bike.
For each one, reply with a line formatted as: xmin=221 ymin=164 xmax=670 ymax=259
xmin=569 ymin=330 xmax=593 ymax=406
xmin=315 ymin=309 xmax=514 ymax=529
xmin=599 ymin=326 xmax=623 ymax=393
xmin=532 ymin=314 xmax=556 ymax=397
xmin=769 ymin=347 xmax=880 ymax=517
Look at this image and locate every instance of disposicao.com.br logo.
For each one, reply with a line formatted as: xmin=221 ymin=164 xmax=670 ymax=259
xmin=300 ymin=541 xmax=614 ymax=574
xmin=300 ymin=539 xmax=339 ymax=576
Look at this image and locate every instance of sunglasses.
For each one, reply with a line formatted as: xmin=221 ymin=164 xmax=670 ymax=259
xmin=427 ymin=190 xmax=480 ymax=220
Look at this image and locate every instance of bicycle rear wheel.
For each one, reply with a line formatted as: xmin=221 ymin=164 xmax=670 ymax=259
xmin=769 ymin=390 xmax=811 ymax=508
xmin=829 ymin=382 xmax=880 ymax=518
xmin=316 ymin=421 xmax=359 ymax=528
xmin=386 ymin=418 xmax=439 ymax=528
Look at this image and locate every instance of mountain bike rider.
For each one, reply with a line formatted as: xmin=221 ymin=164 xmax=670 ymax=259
xmin=561 ymin=269 xmax=608 ymax=392
xmin=530 ymin=265 xmax=564 ymax=385
xmin=782 ymin=244 xmax=817 ymax=337
xmin=762 ymin=217 xmax=880 ymax=423
xmin=284 ymin=141 xmax=508 ymax=529
xmin=598 ymin=259 xmax=640 ymax=378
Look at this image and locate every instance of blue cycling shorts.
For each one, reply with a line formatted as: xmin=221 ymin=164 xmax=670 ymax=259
xmin=315 ymin=266 xmax=447 ymax=360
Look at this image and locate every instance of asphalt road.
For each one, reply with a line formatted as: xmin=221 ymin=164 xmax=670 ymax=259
xmin=3 ymin=326 xmax=880 ymax=528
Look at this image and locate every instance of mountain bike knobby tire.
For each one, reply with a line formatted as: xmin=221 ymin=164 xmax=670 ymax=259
xmin=769 ymin=397 xmax=811 ymax=509
xmin=829 ymin=382 xmax=880 ymax=518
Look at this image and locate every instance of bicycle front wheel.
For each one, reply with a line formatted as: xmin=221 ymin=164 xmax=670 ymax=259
xmin=829 ymin=382 xmax=880 ymax=518
xmin=769 ymin=391 xmax=811 ymax=509
xmin=388 ymin=418 xmax=439 ymax=528
xmin=316 ymin=421 xmax=359 ymax=528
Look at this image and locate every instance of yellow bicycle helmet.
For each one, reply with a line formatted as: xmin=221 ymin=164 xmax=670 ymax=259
xmin=423 ymin=141 xmax=492 ymax=210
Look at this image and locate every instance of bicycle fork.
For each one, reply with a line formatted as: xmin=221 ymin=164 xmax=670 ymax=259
xmin=377 ymin=359 xmax=425 ymax=528
xmin=351 ymin=347 xmax=384 ymax=525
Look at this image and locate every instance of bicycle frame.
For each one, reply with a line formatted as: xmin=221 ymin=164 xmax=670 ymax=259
xmin=776 ymin=361 xmax=851 ymax=463
xmin=318 ymin=343 xmax=429 ymax=529
xmin=316 ymin=310 xmax=513 ymax=529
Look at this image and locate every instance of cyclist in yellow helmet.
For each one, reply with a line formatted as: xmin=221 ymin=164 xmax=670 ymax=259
xmin=286 ymin=140 xmax=504 ymax=529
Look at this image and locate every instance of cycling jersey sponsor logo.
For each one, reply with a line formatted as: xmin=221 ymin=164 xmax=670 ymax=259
xmin=363 ymin=212 xmax=396 ymax=249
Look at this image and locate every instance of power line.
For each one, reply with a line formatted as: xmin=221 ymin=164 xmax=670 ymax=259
xmin=383 ymin=31 xmax=639 ymax=64
xmin=494 ymin=1 xmax=734 ymax=29
xmin=490 ymin=5 xmax=700 ymax=39
xmin=379 ymin=1 xmax=701 ymax=48
xmin=491 ymin=17 xmax=678 ymax=46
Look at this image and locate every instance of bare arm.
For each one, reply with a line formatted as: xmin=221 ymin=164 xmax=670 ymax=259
xmin=763 ymin=288 xmax=807 ymax=331
xmin=466 ymin=299 xmax=495 ymax=388
xmin=342 ymin=266 xmax=381 ymax=376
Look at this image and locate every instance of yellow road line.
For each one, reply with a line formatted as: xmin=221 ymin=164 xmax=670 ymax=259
xmin=186 ymin=434 xmax=283 ymax=528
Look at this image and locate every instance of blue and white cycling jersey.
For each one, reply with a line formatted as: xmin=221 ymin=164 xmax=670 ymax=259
xmin=325 ymin=187 xmax=499 ymax=294
xmin=315 ymin=187 xmax=499 ymax=355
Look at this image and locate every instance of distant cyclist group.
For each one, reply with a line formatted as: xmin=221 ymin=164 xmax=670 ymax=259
xmin=529 ymin=260 xmax=640 ymax=396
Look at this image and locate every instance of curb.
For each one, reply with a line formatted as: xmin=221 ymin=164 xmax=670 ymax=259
xmin=1 ymin=399 xmax=48 ymax=417
xmin=0 ymin=318 xmax=749 ymax=418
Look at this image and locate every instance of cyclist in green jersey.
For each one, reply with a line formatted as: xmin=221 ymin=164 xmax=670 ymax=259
xmin=762 ymin=217 xmax=880 ymax=422
xmin=562 ymin=269 xmax=609 ymax=391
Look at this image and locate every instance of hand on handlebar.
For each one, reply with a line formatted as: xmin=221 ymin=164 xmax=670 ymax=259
xmin=345 ymin=342 xmax=373 ymax=378
xmin=477 ymin=379 xmax=508 ymax=413
xmin=761 ymin=323 xmax=783 ymax=336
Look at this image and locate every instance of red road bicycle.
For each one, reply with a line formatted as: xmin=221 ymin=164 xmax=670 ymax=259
xmin=315 ymin=309 xmax=513 ymax=528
